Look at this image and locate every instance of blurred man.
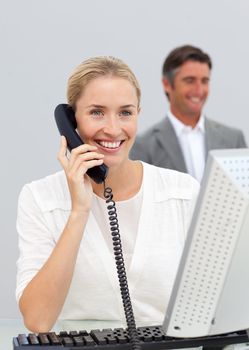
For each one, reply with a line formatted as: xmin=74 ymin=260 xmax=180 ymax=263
xmin=130 ymin=45 xmax=247 ymax=182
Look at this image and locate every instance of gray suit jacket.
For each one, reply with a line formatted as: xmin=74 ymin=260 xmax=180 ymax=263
xmin=130 ymin=117 xmax=247 ymax=173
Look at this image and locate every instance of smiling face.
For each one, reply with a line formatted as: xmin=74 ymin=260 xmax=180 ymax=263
xmin=75 ymin=76 xmax=140 ymax=169
xmin=162 ymin=60 xmax=210 ymax=127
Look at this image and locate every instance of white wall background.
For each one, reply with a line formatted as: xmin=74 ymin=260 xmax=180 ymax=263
xmin=1 ymin=0 xmax=249 ymax=318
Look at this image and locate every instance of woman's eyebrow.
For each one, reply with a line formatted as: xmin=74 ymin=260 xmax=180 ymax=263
xmin=85 ymin=104 xmax=137 ymax=109
xmin=120 ymin=104 xmax=136 ymax=108
xmin=85 ymin=104 xmax=105 ymax=109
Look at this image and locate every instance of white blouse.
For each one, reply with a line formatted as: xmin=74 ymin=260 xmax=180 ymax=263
xmin=16 ymin=162 xmax=199 ymax=324
xmin=92 ymin=185 xmax=143 ymax=270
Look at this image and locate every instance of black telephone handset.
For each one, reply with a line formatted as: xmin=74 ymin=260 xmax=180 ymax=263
xmin=54 ymin=104 xmax=108 ymax=184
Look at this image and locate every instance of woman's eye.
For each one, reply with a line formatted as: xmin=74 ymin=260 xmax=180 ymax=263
xmin=90 ymin=110 xmax=103 ymax=117
xmin=120 ymin=110 xmax=132 ymax=116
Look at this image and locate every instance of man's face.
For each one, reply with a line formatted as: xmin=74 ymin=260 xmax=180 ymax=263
xmin=163 ymin=60 xmax=210 ymax=123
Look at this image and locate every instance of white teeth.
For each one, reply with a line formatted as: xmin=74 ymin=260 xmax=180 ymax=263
xmin=98 ymin=141 xmax=121 ymax=149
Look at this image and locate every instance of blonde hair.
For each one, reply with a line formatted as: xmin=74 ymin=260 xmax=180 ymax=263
xmin=67 ymin=56 xmax=141 ymax=110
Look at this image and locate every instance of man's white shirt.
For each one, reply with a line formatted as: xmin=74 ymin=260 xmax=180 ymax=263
xmin=168 ymin=111 xmax=206 ymax=182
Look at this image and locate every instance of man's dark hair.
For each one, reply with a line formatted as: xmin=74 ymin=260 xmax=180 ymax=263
xmin=162 ymin=45 xmax=212 ymax=86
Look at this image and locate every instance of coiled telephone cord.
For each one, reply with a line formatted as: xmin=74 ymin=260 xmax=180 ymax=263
xmin=103 ymin=185 xmax=141 ymax=350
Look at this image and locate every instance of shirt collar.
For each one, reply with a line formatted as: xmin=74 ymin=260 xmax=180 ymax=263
xmin=167 ymin=110 xmax=205 ymax=137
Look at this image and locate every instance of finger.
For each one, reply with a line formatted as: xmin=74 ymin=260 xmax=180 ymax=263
xmin=57 ymin=136 xmax=69 ymax=169
xmin=69 ymin=158 xmax=104 ymax=183
xmin=68 ymin=151 xmax=104 ymax=168
xmin=78 ymin=159 xmax=105 ymax=180
xmin=70 ymin=144 xmax=98 ymax=160
xmin=68 ymin=144 xmax=104 ymax=167
xmin=69 ymin=153 xmax=104 ymax=178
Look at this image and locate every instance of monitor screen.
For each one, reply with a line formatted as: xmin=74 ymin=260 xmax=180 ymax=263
xmin=163 ymin=149 xmax=249 ymax=338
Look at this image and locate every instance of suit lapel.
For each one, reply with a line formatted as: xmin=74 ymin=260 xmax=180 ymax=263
xmin=205 ymin=118 xmax=221 ymax=158
xmin=155 ymin=118 xmax=187 ymax=172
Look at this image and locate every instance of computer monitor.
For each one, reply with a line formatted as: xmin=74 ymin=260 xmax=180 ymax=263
xmin=163 ymin=148 xmax=249 ymax=338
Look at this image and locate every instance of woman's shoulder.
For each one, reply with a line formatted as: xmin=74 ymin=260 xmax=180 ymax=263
xmin=142 ymin=162 xmax=200 ymax=201
xmin=26 ymin=170 xmax=67 ymax=190
xmin=18 ymin=171 xmax=70 ymax=211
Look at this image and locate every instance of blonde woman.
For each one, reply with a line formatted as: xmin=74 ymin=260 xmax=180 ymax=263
xmin=16 ymin=56 xmax=199 ymax=333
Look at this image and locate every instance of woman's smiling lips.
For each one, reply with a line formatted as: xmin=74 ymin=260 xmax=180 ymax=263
xmin=95 ymin=140 xmax=124 ymax=152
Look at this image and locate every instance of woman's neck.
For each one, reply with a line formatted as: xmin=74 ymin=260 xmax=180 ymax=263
xmin=91 ymin=160 xmax=143 ymax=201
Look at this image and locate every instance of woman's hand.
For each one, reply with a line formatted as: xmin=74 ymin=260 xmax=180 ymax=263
xmin=57 ymin=136 xmax=104 ymax=213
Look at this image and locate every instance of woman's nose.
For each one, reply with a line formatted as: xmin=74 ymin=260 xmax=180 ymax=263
xmin=103 ymin=116 xmax=121 ymax=136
